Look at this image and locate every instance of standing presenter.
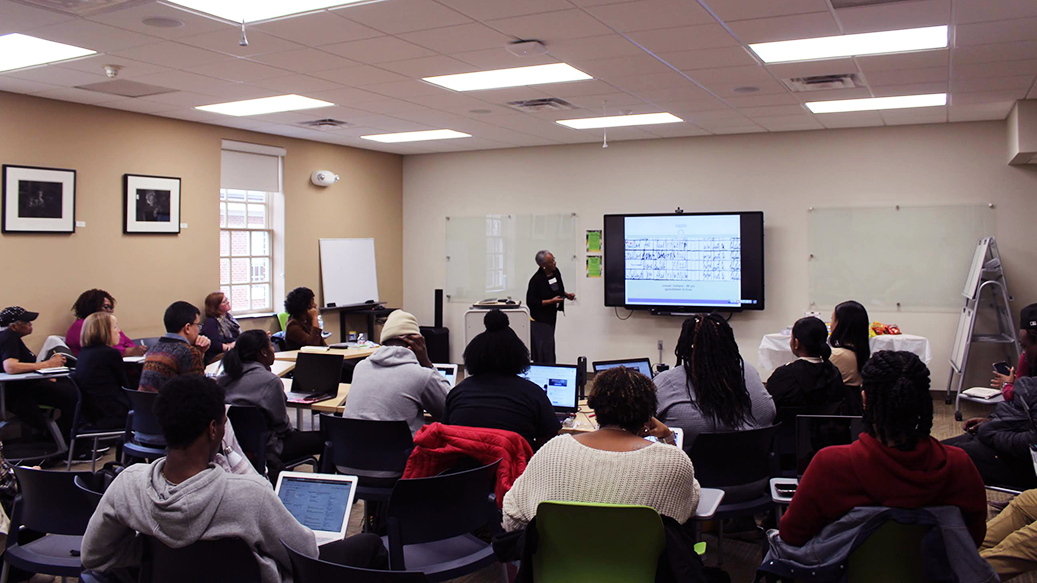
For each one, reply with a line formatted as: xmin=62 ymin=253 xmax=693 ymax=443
xmin=526 ymin=250 xmax=575 ymax=364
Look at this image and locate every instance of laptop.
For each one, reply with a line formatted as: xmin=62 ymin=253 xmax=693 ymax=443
xmin=285 ymin=352 xmax=343 ymax=404
xmin=645 ymin=427 xmax=684 ymax=450
xmin=774 ymin=415 xmax=865 ymax=500
xmin=432 ymin=363 xmax=458 ymax=387
xmin=520 ymin=363 xmax=579 ymax=415
xmin=275 ymin=472 xmax=358 ymax=546
xmin=592 ymin=358 xmax=653 ymax=378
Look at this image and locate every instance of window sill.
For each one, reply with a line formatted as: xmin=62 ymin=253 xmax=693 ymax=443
xmin=236 ymin=312 xmax=278 ymax=320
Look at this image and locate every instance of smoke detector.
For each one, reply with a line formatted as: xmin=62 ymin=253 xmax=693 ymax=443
xmin=103 ymin=64 xmax=122 ymax=79
xmin=506 ymin=40 xmax=548 ymax=57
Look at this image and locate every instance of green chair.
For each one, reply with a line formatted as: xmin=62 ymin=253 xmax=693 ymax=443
xmin=533 ymin=501 xmax=665 ymax=583
xmin=277 ymin=312 xmax=289 ymax=331
xmin=847 ymin=521 xmax=928 ymax=583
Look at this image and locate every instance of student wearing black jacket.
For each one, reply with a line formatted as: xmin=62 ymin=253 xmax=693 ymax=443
xmin=525 ymin=250 xmax=574 ymax=364
xmin=71 ymin=312 xmax=131 ymax=430
xmin=766 ymin=316 xmax=849 ymax=426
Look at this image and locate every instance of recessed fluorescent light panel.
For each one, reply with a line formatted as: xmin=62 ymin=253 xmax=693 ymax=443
xmin=361 ymin=130 xmax=472 ymax=143
xmin=750 ymin=25 xmax=948 ymax=63
xmin=163 ymin=0 xmax=371 ymax=23
xmin=0 ymin=34 xmax=95 ymax=73
xmin=196 ymin=94 xmax=334 ymax=116
xmin=423 ymin=63 xmax=592 ymax=92
xmin=556 ymin=112 xmax=683 ymax=129
xmin=806 ymin=93 xmax=947 ymax=114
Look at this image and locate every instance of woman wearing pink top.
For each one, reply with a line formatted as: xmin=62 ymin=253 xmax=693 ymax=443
xmin=65 ymin=289 xmax=147 ymax=356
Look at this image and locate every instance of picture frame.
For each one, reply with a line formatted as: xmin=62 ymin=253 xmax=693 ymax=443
xmin=124 ymin=174 xmax=181 ymax=234
xmin=2 ymin=164 xmax=76 ymax=234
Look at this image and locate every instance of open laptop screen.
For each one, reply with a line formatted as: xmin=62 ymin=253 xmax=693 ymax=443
xmin=276 ymin=473 xmax=355 ymax=536
xmin=520 ymin=364 xmax=579 ymax=411
xmin=592 ymin=358 xmax=653 ymax=378
xmin=432 ymin=363 xmax=458 ymax=386
xmin=291 ymin=352 xmax=344 ymax=395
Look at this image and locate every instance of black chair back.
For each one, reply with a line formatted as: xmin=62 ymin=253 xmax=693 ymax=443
xmin=136 ymin=337 xmax=161 ymax=350
xmin=387 ymin=459 xmax=501 ymax=549
xmin=72 ymin=471 xmax=117 ymax=507
xmin=227 ymin=406 xmax=268 ymax=475
xmin=689 ymin=424 xmax=780 ymax=502
xmin=142 ymin=536 xmax=261 ymax=583
xmin=123 ymin=388 xmax=165 ymax=446
xmin=11 ymin=467 xmax=97 ymax=536
xmin=320 ymin=416 xmax=413 ymax=477
xmin=283 ymin=541 xmax=429 ymax=583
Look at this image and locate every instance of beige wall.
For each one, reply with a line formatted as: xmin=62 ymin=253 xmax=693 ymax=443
xmin=0 ymin=91 xmax=403 ymax=351
xmin=402 ymin=121 xmax=1037 ymax=388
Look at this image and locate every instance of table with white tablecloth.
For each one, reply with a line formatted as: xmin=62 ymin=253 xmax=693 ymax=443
xmin=757 ymin=333 xmax=932 ymax=376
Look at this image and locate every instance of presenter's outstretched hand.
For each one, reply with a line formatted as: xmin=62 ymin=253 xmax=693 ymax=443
xmin=565 ymin=292 xmax=575 ymax=301
xmin=195 ymin=335 xmax=211 ymax=351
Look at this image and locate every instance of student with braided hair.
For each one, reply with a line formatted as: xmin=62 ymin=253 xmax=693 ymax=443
xmin=654 ymin=313 xmax=775 ymax=450
xmin=778 ymin=351 xmax=987 ymax=547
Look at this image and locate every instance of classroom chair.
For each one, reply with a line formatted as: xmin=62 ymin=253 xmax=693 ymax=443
xmin=227 ymin=405 xmax=318 ymax=478
xmin=846 ymin=520 xmax=928 ymax=583
xmin=534 ymin=501 xmax=665 ymax=583
xmin=283 ymin=541 xmax=430 ymax=583
xmin=384 ymin=460 xmax=501 ymax=581
xmin=65 ymin=378 xmax=124 ymax=472
xmin=277 ymin=312 xmax=290 ymax=331
xmin=689 ymin=424 xmax=781 ymax=565
xmin=0 ymin=467 xmax=98 ymax=583
xmin=121 ymin=389 xmax=166 ymax=465
xmin=141 ymin=536 xmax=261 ymax=583
xmin=134 ymin=337 xmax=162 ymax=351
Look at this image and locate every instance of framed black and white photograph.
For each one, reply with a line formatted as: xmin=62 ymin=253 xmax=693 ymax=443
xmin=124 ymin=174 xmax=181 ymax=234
xmin=2 ymin=165 xmax=76 ymax=233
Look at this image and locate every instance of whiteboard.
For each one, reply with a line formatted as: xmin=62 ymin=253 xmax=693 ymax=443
xmin=962 ymin=238 xmax=990 ymax=300
xmin=319 ymin=238 xmax=379 ymax=308
xmin=950 ymin=305 xmax=975 ymax=371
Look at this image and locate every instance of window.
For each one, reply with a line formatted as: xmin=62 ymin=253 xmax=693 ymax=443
xmin=220 ymin=189 xmax=274 ymax=314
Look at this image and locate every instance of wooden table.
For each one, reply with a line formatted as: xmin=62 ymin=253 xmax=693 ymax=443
xmin=282 ymin=378 xmax=350 ymax=427
xmin=274 ymin=346 xmax=377 ymax=362
xmin=204 ymin=359 xmax=295 ymax=378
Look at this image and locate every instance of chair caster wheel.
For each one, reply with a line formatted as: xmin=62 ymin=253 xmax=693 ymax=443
xmin=955 ymin=411 xmax=963 ymax=421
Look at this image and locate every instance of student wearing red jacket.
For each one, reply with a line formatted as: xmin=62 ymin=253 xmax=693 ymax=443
xmin=779 ymin=351 xmax=987 ymax=547
xmin=990 ymin=303 xmax=1037 ymax=401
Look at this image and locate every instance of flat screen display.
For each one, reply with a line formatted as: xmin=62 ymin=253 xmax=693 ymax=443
xmin=603 ymin=212 xmax=764 ymax=311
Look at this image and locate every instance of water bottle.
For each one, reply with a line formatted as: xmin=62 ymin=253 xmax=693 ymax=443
xmin=357 ymin=333 xmax=367 ymax=345
xmin=317 ymin=314 xmax=324 ymax=330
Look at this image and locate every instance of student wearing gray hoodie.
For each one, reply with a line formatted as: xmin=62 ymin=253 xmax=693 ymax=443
xmin=343 ymin=310 xmax=451 ymax=436
xmin=82 ymin=375 xmax=387 ymax=583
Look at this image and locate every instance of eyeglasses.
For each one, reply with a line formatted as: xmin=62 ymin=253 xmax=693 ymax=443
xmin=101 ymin=304 xmax=114 ymax=312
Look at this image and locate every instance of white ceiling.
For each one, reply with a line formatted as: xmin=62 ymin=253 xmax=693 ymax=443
xmin=1 ymin=0 xmax=1035 ymax=154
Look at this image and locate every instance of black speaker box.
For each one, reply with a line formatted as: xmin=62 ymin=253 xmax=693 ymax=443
xmin=419 ymin=326 xmax=450 ymax=363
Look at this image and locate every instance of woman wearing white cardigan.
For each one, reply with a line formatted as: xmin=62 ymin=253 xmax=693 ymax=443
xmin=502 ymin=367 xmax=700 ymax=531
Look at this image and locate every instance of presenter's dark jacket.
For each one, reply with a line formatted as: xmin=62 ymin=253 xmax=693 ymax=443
xmin=526 ymin=268 xmax=566 ymax=326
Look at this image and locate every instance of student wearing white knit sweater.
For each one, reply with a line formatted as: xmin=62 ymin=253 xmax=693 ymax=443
xmin=502 ymin=367 xmax=700 ymax=531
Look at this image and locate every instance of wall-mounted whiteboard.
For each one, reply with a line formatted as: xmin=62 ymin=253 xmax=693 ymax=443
xmin=319 ymin=238 xmax=379 ymax=308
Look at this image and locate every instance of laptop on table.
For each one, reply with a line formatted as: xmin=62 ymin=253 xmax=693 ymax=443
xmin=592 ymin=358 xmax=654 ymax=378
xmin=285 ymin=352 xmax=343 ymax=404
xmin=432 ymin=363 xmax=458 ymax=387
xmin=520 ymin=363 xmax=579 ymax=418
xmin=275 ymin=472 xmax=358 ymax=546
xmin=772 ymin=415 xmax=866 ymax=500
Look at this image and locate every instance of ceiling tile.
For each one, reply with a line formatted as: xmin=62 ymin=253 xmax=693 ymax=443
xmin=870 ymin=82 xmax=946 ymax=97
xmin=251 ymin=11 xmax=382 ymax=46
xmin=355 ymin=99 xmax=436 ymax=114
xmin=954 ymin=59 xmax=1037 ymax=79
xmin=652 ymin=98 xmax=739 ymax=113
xmin=739 ymin=104 xmax=810 ymax=117
xmin=855 ymin=49 xmax=949 ymax=73
xmin=50 ymin=55 xmax=172 ymax=79
xmin=247 ymin=74 xmax=344 ymax=93
xmin=568 ymin=54 xmax=672 ymax=78
xmin=704 ymin=0 xmax=829 ymax=22
xmin=399 ymin=23 xmax=515 ymax=53
xmin=545 ymin=34 xmax=644 ymax=62
xmin=191 ymin=59 xmax=290 ymax=83
xmin=815 ymin=110 xmax=884 ymax=128
xmin=111 ymin=41 xmax=233 ymax=69
xmin=753 ymin=114 xmax=824 ymax=131
xmin=139 ymin=90 xmax=229 ymax=107
xmin=607 ymin=71 xmax=698 ymax=92
xmin=453 ymin=48 xmax=558 ymax=69
xmin=28 ymin=19 xmax=161 ymax=53
xmin=6 ymin=65 xmax=107 ymax=86
xmin=248 ymin=49 xmax=360 ymax=73
xmin=538 ymin=79 xmax=624 ymax=97
xmin=434 ymin=0 xmax=575 ymax=20
xmin=460 ymin=86 xmax=553 ymax=103
xmin=644 ymin=123 xmax=711 ymax=137
xmin=699 ymin=122 xmax=766 ymax=134
xmin=321 ymin=37 xmax=438 ymax=64
xmin=309 ymin=86 xmax=390 ymax=104
xmin=657 ymin=47 xmax=759 ymax=71
xmin=86 ymin=2 xmax=234 ymax=40
xmin=33 ymin=86 xmax=126 ymax=105
xmin=950 ymin=88 xmax=1030 ymax=103
xmin=626 ymin=24 xmax=740 ymax=53
xmin=879 ymin=108 xmax=947 ymax=126
xmin=834 ymin=0 xmax=950 ymax=34
xmin=764 ymin=57 xmax=858 ymax=79
xmin=103 ymin=98 xmax=180 ymax=114
xmin=955 ymin=17 xmax=1037 ymax=46
xmin=245 ymin=111 xmax=331 ymax=125
xmin=726 ymin=12 xmax=840 ymax=44
xmin=378 ymin=55 xmax=478 ymax=77
xmin=864 ymin=66 xmax=948 ymax=86
xmin=583 ymin=0 xmax=714 ymax=32
xmin=487 ymin=9 xmax=613 ymax=41
xmin=0 ymin=76 xmax=57 ymax=94
xmin=954 ymin=0 xmax=1037 ymax=25
xmin=334 ymin=0 xmax=473 ymax=34
xmin=947 ymin=100 xmax=1015 ymax=121
xmin=680 ymin=108 xmax=750 ymax=122
xmin=312 ymin=65 xmax=410 ymax=86
xmin=723 ymin=92 xmax=801 ymax=107
xmin=698 ymin=76 xmax=789 ymax=96
xmin=0 ymin=2 xmax=74 ymax=35
xmin=177 ymin=30 xmax=303 ymax=57
xmin=633 ymin=84 xmax=714 ymax=102
xmin=952 ymin=74 xmax=1034 ymax=92
xmin=952 ymin=41 xmax=1037 ymax=65
xmin=363 ymin=80 xmax=446 ymax=98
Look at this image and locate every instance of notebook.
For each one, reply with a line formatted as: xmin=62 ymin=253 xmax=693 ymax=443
xmin=432 ymin=363 xmax=458 ymax=387
xmin=285 ymin=352 xmax=343 ymax=404
xmin=519 ymin=363 xmax=579 ymax=413
xmin=592 ymin=358 xmax=653 ymax=378
xmin=275 ymin=472 xmax=358 ymax=547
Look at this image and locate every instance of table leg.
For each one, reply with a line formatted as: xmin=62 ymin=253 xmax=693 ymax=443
xmin=296 ymin=408 xmax=304 ymax=430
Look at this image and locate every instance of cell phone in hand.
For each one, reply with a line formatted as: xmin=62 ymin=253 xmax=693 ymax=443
xmin=994 ymin=362 xmax=1012 ymax=375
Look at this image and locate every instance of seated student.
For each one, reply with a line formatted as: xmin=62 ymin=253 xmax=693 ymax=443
xmin=766 ymin=316 xmax=850 ymax=424
xmin=65 ymin=289 xmax=147 ymax=357
xmin=990 ymin=303 xmax=1037 ymax=401
xmin=945 ymin=374 xmax=1037 ymax=490
xmin=217 ymin=330 xmax=324 ymax=481
xmin=342 ymin=310 xmax=450 ymax=436
xmin=828 ymin=300 xmax=871 ymax=392
xmin=0 ymin=306 xmax=77 ymax=444
xmin=502 ymin=366 xmax=699 ymax=531
xmin=200 ymin=291 xmax=240 ymax=364
xmin=980 ymin=488 xmax=1037 ymax=579
xmin=655 ymin=313 xmax=775 ymax=450
xmin=138 ymin=301 xmax=210 ymax=393
xmin=779 ymin=351 xmax=987 ymax=547
xmin=70 ymin=312 xmax=131 ymax=430
xmin=283 ymin=287 xmax=326 ymax=351
xmin=443 ymin=310 xmax=560 ymax=450
xmin=82 ymin=375 xmax=388 ymax=583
